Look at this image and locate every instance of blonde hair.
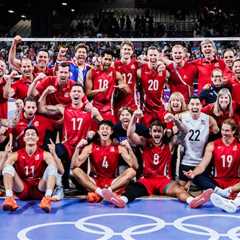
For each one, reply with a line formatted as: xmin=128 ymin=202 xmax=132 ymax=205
xmin=167 ymin=92 xmax=187 ymax=113
xmin=213 ymin=88 xmax=233 ymax=117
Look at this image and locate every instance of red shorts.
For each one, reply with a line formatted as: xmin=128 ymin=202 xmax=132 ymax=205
xmin=138 ymin=176 xmax=172 ymax=195
xmin=16 ymin=180 xmax=44 ymax=200
xmin=93 ymin=177 xmax=114 ymax=188
xmin=214 ymin=178 xmax=240 ymax=189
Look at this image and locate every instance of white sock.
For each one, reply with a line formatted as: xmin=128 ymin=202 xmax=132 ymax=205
xmin=214 ymin=187 xmax=231 ymax=197
xmin=121 ymin=196 xmax=128 ymax=204
xmin=45 ymin=189 xmax=53 ymax=197
xmin=5 ymin=189 xmax=13 ymax=197
xmin=95 ymin=187 xmax=103 ymax=197
xmin=233 ymin=193 xmax=240 ymax=207
xmin=186 ymin=196 xmax=194 ymax=204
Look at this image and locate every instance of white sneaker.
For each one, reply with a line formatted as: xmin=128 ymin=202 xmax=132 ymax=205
xmin=210 ymin=193 xmax=237 ymax=213
xmin=52 ymin=186 xmax=64 ymax=201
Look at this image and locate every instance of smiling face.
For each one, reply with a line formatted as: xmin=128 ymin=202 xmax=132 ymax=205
xmin=120 ymin=43 xmax=133 ymax=61
xmin=221 ymin=123 xmax=235 ymax=140
xmin=36 ymin=50 xmax=49 ymax=68
xmin=150 ymin=125 xmax=164 ymax=145
xmin=188 ymin=98 xmax=202 ymax=116
xmin=0 ymin=60 xmax=6 ymax=78
xmin=98 ymin=124 xmax=113 ymax=141
xmin=218 ymin=93 xmax=230 ymax=110
xmin=201 ymin=41 xmax=215 ymax=59
xmin=57 ymin=65 xmax=70 ymax=85
xmin=70 ymin=85 xmax=84 ymax=104
xmin=75 ymin=47 xmax=87 ymax=65
xmin=20 ymin=59 xmax=34 ymax=78
xmin=23 ymin=128 xmax=39 ymax=145
xmin=147 ymin=48 xmax=159 ymax=68
xmin=211 ymin=69 xmax=223 ymax=88
xmin=101 ymin=54 xmax=113 ymax=70
xmin=119 ymin=109 xmax=132 ymax=126
xmin=171 ymin=45 xmax=185 ymax=64
xmin=170 ymin=96 xmax=182 ymax=113
xmin=24 ymin=101 xmax=37 ymax=119
xmin=223 ymin=50 xmax=235 ymax=68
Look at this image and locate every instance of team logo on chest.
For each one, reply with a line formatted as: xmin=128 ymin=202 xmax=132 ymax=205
xmin=110 ymin=146 xmax=115 ymax=152
xmin=35 ymin=154 xmax=40 ymax=161
xmin=64 ymin=92 xmax=70 ymax=97
xmin=233 ymin=145 xmax=238 ymax=151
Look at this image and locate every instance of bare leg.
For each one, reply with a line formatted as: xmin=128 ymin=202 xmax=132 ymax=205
xmin=110 ymin=168 xmax=136 ymax=191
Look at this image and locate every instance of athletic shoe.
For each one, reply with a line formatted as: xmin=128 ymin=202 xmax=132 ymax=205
xmin=52 ymin=186 xmax=64 ymax=201
xmin=210 ymin=193 xmax=237 ymax=213
xmin=2 ymin=197 xmax=19 ymax=211
xmin=39 ymin=196 xmax=52 ymax=213
xmin=87 ymin=192 xmax=102 ymax=203
xmin=189 ymin=188 xmax=214 ymax=208
xmin=102 ymin=189 xmax=125 ymax=208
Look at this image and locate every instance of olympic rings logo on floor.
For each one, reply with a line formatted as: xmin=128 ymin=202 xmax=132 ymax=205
xmin=17 ymin=213 xmax=240 ymax=240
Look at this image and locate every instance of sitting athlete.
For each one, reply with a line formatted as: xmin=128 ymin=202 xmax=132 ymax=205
xmin=71 ymin=120 xmax=138 ymax=203
xmin=101 ymin=109 xmax=213 ymax=208
xmin=184 ymin=119 xmax=240 ymax=213
xmin=2 ymin=126 xmax=58 ymax=213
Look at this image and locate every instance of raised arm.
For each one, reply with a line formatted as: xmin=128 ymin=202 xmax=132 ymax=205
xmin=38 ymin=86 xmax=64 ymax=115
xmin=71 ymin=143 xmax=92 ymax=169
xmin=27 ymin=73 xmax=46 ymax=97
xmin=119 ymin=140 xmax=139 ymax=170
xmin=8 ymin=35 xmax=22 ymax=70
xmin=127 ymin=109 xmax=146 ymax=146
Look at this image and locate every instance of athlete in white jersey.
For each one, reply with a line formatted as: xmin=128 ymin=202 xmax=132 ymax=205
xmin=177 ymin=96 xmax=219 ymax=186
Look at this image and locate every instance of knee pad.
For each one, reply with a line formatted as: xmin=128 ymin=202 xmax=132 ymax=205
xmin=42 ymin=164 xmax=58 ymax=180
xmin=2 ymin=164 xmax=15 ymax=177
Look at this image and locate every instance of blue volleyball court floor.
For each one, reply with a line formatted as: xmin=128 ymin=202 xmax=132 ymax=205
xmin=1 ymin=197 xmax=240 ymax=240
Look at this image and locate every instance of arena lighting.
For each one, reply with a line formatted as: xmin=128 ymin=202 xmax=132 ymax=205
xmin=21 ymin=15 xmax=26 ymax=18
xmin=61 ymin=2 xmax=68 ymax=6
xmin=8 ymin=9 xmax=15 ymax=13
xmin=71 ymin=8 xmax=75 ymax=12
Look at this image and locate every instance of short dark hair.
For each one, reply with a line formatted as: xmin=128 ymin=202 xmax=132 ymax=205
xmin=58 ymin=62 xmax=70 ymax=69
xmin=24 ymin=126 xmax=39 ymax=136
xmin=98 ymin=120 xmax=114 ymax=129
xmin=75 ymin=43 xmax=89 ymax=53
xmin=24 ymin=96 xmax=37 ymax=105
xmin=101 ymin=48 xmax=114 ymax=57
xmin=189 ymin=95 xmax=200 ymax=102
xmin=149 ymin=119 xmax=164 ymax=129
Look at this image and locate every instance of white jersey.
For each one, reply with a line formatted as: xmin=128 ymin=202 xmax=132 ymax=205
xmin=181 ymin=112 xmax=209 ymax=166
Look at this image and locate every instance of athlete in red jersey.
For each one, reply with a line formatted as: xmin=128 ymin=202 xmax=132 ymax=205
xmin=11 ymin=97 xmax=54 ymax=149
xmin=102 ymin=112 xmax=213 ymax=208
xmin=28 ymin=62 xmax=75 ymax=105
xmin=164 ymin=44 xmax=197 ymax=102
xmin=7 ymin=58 xmax=35 ymax=100
xmin=39 ymin=84 xmax=102 ymax=188
xmin=86 ymin=49 xmax=129 ymax=124
xmin=0 ymin=60 xmax=8 ymax=119
xmin=184 ymin=119 xmax=240 ymax=213
xmin=2 ymin=126 xmax=58 ymax=212
xmin=230 ymin=59 xmax=240 ymax=104
xmin=192 ymin=39 xmax=225 ymax=94
xmin=222 ymin=48 xmax=236 ymax=83
xmin=8 ymin=35 xmax=54 ymax=76
xmin=71 ymin=120 xmax=138 ymax=203
xmin=138 ymin=46 xmax=167 ymax=127
xmin=114 ymin=41 xmax=139 ymax=116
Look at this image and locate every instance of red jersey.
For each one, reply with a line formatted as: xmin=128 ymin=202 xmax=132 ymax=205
xmin=11 ymin=77 xmax=33 ymax=100
xmin=142 ymin=144 xmax=172 ymax=178
xmin=167 ymin=62 xmax=197 ymax=102
xmin=91 ymin=67 xmax=117 ymax=113
xmin=91 ymin=143 xmax=119 ymax=179
xmin=36 ymin=76 xmax=75 ymax=105
xmin=15 ymin=148 xmax=46 ymax=183
xmin=13 ymin=113 xmax=55 ymax=149
xmin=223 ymin=66 xmax=234 ymax=83
xmin=230 ymin=78 xmax=240 ymax=104
xmin=202 ymin=101 xmax=240 ymax=128
xmin=212 ymin=138 xmax=240 ymax=179
xmin=63 ymin=104 xmax=92 ymax=157
xmin=141 ymin=64 xmax=166 ymax=112
xmin=114 ymin=59 xmax=138 ymax=111
xmin=192 ymin=57 xmax=225 ymax=93
xmin=33 ymin=65 xmax=54 ymax=76
xmin=0 ymin=78 xmax=7 ymax=119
